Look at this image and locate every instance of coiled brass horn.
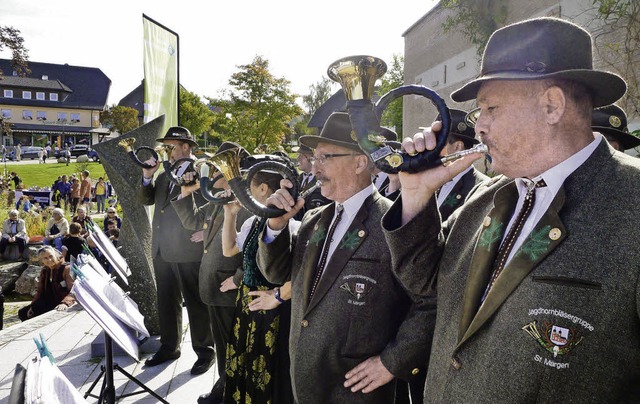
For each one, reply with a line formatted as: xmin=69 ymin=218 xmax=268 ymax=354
xmin=194 ymin=158 xmax=235 ymax=204
xmin=327 ymin=55 xmax=453 ymax=173
xmin=118 ymin=138 xmax=195 ymax=185
xmin=200 ymin=147 xmax=300 ymax=218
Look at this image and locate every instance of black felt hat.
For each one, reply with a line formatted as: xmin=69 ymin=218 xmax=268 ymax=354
xmin=292 ymin=144 xmax=313 ymax=155
xmin=451 ymin=17 xmax=626 ymax=107
xmin=592 ymin=105 xmax=640 ymax=150
xmin=299 ymin=112 xmax=397 ymax=152
xmin=436 ymin=109 xmax=479 ymax=147
xmin=156 ymin=126 xmax=198 ymax=147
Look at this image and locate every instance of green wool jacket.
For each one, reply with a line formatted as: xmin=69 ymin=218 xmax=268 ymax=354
xmin=258 ymin=190 xmax=431 ymax=404
xmin=384 ymin=139 xmax=640 ymax=402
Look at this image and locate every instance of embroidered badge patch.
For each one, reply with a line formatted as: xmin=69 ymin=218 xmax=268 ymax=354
xmin=523 ymin=307 xmax=593 ymax=370
xmin=522 ymin=320 xmax=584 ymax=357
xmin=309 ymin=224 xmax=326 ymax=246
xmin=340 ymin=274 xmax=377 ymax=306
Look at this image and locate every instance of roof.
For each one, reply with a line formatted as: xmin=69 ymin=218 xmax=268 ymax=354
xmin=402 ymin=2 xmax=442 ymax=37
xmin=0 ymin=59 xmax=111 ymax=110
xmin=118 ymin=80 xmax=144 ymax=117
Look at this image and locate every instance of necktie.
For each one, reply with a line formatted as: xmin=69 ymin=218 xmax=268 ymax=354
xmin=481 ymin=179 xmax=546 ymax=302
xmin=309 ymin=204 xmax=344 ymax=301
xmin=301 ymin=173 xmax=309 ymax=190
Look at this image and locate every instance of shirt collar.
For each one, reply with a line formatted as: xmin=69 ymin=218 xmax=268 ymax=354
xmin=335 ymin=184 xmax=374 ymax=222
xmin=515 ymin=134 xmax=602 ymax=196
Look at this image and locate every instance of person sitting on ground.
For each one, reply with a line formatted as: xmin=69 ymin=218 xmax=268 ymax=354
xmin=71 ymin=206 xmax=91 ymax=237
xmin=18 ymin=246 xmax=75 ymax=322
xmin=10 ymin=172 xmax=21 ymax=190
xmin=44 ymin=208 xmax=69 ymax=251
xmin=61 ymin=222 xmax=88 ymax=262
xmin=0 ymin=209 xmax=29 ymax=261
xmin=103 ymin=207 xmax=122 ymax=231
xmin=15 ymin=195 xmax=33 ymax=212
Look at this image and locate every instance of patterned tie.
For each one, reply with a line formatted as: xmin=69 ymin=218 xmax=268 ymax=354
xmin=481 ymin=179 xmax=546 ymax=302
xmin=309 ymin=204 xmax=344 ymax=301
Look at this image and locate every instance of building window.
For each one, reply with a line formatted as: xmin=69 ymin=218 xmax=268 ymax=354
xmin=50 ymin=93 xmax=58 ymax=101
xmin=22 ymin=110 xmax=33 ymax=120
xmin=70 ymin=113 xmax=80 ymax=123
xmin=22 ymin=91 xmax=32 ymax=99
xmin=1 ymin=110 xmax=11 ymax=119
xmin=57 ymin=112 xmax=67 ymax=122
xmin=36 ymin=92 xmax=45 ymax=100
xmin=3 ymin=90 xmax=13 ymax=98
xmin=37 ymin=111 xmax=47 ymax=121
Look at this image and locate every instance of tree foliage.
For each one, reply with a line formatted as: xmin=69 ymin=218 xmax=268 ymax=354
xmin=378 ymin=54 xmax=405 ymax=138
xmin=441 ymin=0 xmax=507 ymax=57
xmin=179 ymin=88 xmax=215 ymax=144
xmin=206 ymin=56 xmax=302 ymax=152
xmin=0 ymin=26 xmax=30 ymax=77
xmin=588 ymin=0 xmax=640 ymax=121
xmin=100 ymin=105 xmax=139 ymax=135
xmin=302 ymin=77 xmax=333 ymax=117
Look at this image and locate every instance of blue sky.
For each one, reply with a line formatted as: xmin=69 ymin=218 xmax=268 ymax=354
xmin=0 ymin=0 xmax=437 ymax=106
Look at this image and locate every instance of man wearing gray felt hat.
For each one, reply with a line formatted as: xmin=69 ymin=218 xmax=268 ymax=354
xmin=255 ymin=111 xmax=431 ymax=403
xmin=384 ymin=17 xmax=640 ymax=402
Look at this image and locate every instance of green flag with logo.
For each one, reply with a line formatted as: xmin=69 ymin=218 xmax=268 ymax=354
xmin=143 ymin=15 xmax=179 ymax=133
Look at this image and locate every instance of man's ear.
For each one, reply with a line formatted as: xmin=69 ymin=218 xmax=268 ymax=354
xmin=542 ymin=86 xmax=566 ymax=125
xmin=354 ymin=154 xmax=370 ymax=175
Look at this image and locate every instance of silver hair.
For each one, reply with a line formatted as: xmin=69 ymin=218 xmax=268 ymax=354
xmin=37 ymin=245 xmax=62 ymax=261
xmin=8 ymin=209 xmax=18 ymax=217
xmin=52 ymin=207 xmax=65 ymax=217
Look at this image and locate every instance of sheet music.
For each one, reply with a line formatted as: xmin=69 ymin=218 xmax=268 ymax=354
xmin=88 ymin=228 xmax=131 ymax=283
xmin=25 ymin=355 xmax=89 ymax=404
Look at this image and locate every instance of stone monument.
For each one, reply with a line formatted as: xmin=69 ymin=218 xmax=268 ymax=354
xmin=92 ymin=115 xmax=166 ymax=333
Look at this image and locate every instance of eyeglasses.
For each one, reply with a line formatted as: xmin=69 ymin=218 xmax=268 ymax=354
xmin=465 ymin=107 xmax=481 ymax=128
xmin=308 ymin=153 xmax=357 ymax=165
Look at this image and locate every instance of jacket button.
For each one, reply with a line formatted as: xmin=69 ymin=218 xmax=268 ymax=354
xmin=203 ymin=249 xmax=208 ymax=254
xmin=411 ymin=368 xmax=420 ymax=375
xmin=203 ymin=223 xmax=208 ymax=229
xmin=450 ymin=356 xmax=462 ymax=370
xmin=160 ymin=210 xmax=164 ymax=213
xmin=301 ymin=319 xmax=309 ymax=328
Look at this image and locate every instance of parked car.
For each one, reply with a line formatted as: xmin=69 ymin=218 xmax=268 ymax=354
xmin=54 ymin=144 xmax=99 ymax=160
xmin=9 ymin=146 xmax=44 ymax=160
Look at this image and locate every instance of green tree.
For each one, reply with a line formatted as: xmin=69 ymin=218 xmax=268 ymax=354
xmin=99 ymin=105 xmax=139 ymax=135
xmin=302 ymin=77 xmax=333 ymax=118
xmin=207 ymin=55 xmax=302 ymax=152
xmin=0 ymin=26 xmax=29 ymax=77
xmin=179 ymin=88 xmax=215 ymax=145
xmin=588 ymin=0 xmax=639 ymax=121
xmin=0 ymin=26 xmax=29 ymax=137
xmin=378 ymin=54 xmax=404 ymax=138
xmin=441 ymin=0 xmax=508 ymax=57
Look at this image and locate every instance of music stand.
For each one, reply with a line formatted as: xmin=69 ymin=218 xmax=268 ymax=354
xmin=71 ymin=255 xmax=168 ymax=404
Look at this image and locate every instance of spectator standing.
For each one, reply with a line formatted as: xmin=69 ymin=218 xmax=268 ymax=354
xmin=94 ymin=177 xmax=107 ymax=213
xmin=44 ymin=208 xmax=69 ymax=251
xmin=15 ymin=144 xmax=21 ymax=161
xmin=65 ymin=146 xmax=71 ymax=166
xmin=0 ymin=209 xmax=28 ymax=261
xmin=18 ymin=246 xmax=75 ymax=321
xmin=70 ymin=177 xmax=81 ymax=215
xmin=10 ymin=172 xmax=21 ymax=190
xmin=1 ymin=145 xmax=6 ymax=162
xmin=58 ymin=175 xmax=71 ymax=211
xmin=45 ymin=144 xmax=52 ymax=159
xmin=79 ymin=170 xmax=92 ymax=212
xmin=37 ymin=148 xmax=44 ymax=164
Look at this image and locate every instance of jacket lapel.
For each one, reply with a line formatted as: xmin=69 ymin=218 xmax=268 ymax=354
xmin=300 ymin=204 xmax=335 ymax=311
xmin=457 ymin=182 xmax=518 ymax=342
xmin=305 ymin=194 xmax=373 ymax=315
xmin=457 ymin=187 xmax=568 ymax=349
xmin=207 ymin=205 xmax=223 ymax=245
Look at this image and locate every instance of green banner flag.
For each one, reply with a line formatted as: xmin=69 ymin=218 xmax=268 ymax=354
xmin=143 ymin=15 xmax=179 ymax=134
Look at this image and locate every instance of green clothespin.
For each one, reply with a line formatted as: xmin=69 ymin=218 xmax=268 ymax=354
xmin=33 ymin=333 xmax=55 ymax=364
xmin=70 ymin=263 xmax=86 ymax=281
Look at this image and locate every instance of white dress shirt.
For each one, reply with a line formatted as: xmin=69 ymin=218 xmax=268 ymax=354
xmin=436 ymin=166 xmax=473 ymax=208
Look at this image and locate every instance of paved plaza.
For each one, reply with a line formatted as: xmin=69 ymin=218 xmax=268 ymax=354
xmin=0 ymin=305 xmax=216 ymax=403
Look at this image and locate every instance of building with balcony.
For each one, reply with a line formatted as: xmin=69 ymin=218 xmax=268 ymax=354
xmin=0 ymin=59 xmax=111 ymax=148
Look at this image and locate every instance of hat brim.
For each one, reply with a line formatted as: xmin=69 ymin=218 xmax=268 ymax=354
xmin=593 ymin=126 xmax=640 ymax=150
xmin=299 ymin=135 xmax=363 ymax=152
xmin=156 ymin=138 xmax=199 ymax=148
xmin=451 ymin=70 xmax=626 ymax=108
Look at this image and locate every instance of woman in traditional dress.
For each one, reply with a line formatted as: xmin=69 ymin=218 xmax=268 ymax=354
xmin=221 ymin=170 xmax=295 ymax=404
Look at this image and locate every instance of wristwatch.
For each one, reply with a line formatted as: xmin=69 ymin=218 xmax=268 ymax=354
xmin=274 ymin=288 xmax=285 ymax=304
